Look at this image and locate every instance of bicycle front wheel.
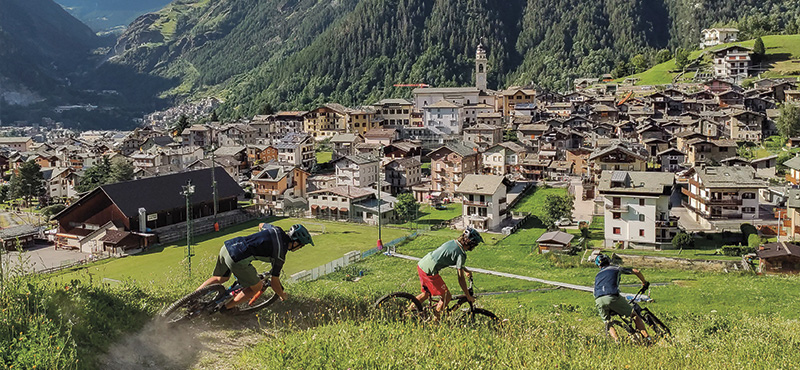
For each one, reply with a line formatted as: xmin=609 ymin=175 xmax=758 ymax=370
xmin=160 ymin=284 xmax=228 ymax=324
xmin=373 ymin=292 xmax=423 ymax=322
xmin=641 ymin=310 xmax=671 ymax=337
xmin=606 ymin=320 xmax=644 ymax=345
xmin=229 ymin=287 xmax=280 ymax=315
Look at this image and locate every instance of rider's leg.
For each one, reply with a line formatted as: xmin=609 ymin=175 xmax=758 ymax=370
xmin=435 ymin=289 xmax=451 ymax=317
xmin=198 ymin=276 xmax=229 ymax=290
xmin=226 ymin=280 xmax=265 ymax=309
xmin=632 ymin=313 xmax=650 ymax=338
xmin=605 ymin=321 xmax=620 ymax=342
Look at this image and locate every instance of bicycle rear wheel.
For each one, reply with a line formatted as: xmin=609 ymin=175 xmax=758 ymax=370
xmin=641 ymin=310 xmax=671 ymax=337
xmin=457 ymin=308 xmax=500 ymax=328
xmin=373 ymin=292 xmax=424 ymax=322
xmin=160 ymin=284 xmax=228 ymax=324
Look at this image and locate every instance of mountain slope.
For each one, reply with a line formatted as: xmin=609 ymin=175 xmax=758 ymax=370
xmin=106 ymin=0 xmax=800 ymax=120
xmin=55 ymin=0 xmax=172 ymax=32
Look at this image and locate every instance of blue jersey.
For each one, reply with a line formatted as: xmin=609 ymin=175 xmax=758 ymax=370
xmin=593 ymin=265 xmax=633 ymax=298
xmin=224 ymin=224 xmax=290 ymax=276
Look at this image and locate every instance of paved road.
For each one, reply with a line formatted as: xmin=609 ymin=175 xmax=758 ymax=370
xmin=1 ymin=243 xmax=89 ymax=275
xmin=571 ymin=178 xmax=597 ymax=224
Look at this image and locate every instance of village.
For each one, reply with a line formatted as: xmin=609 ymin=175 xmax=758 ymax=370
xmin=1 ymin=28 xmax=799 ymax=276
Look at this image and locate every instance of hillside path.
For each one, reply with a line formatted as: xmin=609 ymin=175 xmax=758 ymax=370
xmin=389 ymin=253 xmax=650 ymax=300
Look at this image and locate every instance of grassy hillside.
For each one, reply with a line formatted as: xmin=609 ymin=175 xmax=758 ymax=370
xmin=622 ymin=34 xmax=800 ymax=86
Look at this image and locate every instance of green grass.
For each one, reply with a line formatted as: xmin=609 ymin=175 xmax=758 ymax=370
xmin=54 ymin=218 xmax=409 ymax=284
xmin=620 ymin=34 xmax=800 ymax=87
xmin=315 ymin=151 xmax=332 ymax=164
xmin=511 ymin=186 xmax=568 ymax=217
xmin=394 ymin=203 xmax=462 ymax=228
xmin=230 ymin=253 xmax=800 ymax=369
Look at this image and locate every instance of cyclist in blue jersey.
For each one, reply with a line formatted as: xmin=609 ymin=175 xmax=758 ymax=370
xmin=197 ymin=223 xmax=314 ymax=312
xmin=593 ymin=253 xmax=651 ymax=342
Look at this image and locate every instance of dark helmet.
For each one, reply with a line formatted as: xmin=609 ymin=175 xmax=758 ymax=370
xmin=595 ymin=253 xmax=611 ymax=267
xmin=462 ymin=227 xmax=484 ymax=246
xmin=288 ymin=224 xmax=314 ymax=246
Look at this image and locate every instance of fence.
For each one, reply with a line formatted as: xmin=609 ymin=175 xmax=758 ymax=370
xmin=289 ymin=231 xmax=420 ymax=282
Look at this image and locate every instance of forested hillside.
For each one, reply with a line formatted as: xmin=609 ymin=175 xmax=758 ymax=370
xmin=56 ymin=0 xmax=172 ymax=32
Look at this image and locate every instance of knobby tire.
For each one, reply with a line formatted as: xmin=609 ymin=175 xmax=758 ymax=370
xmin=642 ymin=310 xmax=671 ymax=337
xmin=160 ymin=284 xmax=227 ymax=324
xmin=373 ymin=292 xmax=424 ymax=321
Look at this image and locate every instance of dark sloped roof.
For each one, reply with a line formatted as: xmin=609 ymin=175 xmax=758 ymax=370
xmin=537 ymin=231 xmax=574 ymax=245
xmin=757 ymin=242 xmax=800 ymax=259
xmin=99 ymin=230 xmax=132 ymax=244
xmin=56 ymin=168 xmax=242 ymax=220
xmin=0 ymin=224 xmax=38 ymax=240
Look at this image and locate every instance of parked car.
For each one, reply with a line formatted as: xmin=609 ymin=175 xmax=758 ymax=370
xmin=556 ymin=217 xmax=572 ymax=226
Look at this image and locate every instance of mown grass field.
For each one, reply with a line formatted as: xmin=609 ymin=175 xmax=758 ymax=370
xmin=315 ymin=151 xmax=333 ymax=164
xmin=54 ymin=218 xmax=409 ymax=284
xmin=394 ymin=202 xmax=463 ymax=229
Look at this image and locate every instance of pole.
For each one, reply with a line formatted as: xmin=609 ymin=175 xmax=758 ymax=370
xmin=181 ymin=180 xmax=195 ymax=277
xmin=377 ymin=145 xmax=383 ymax=249
xmin=211 ymin=146 xmax=218 ymax=219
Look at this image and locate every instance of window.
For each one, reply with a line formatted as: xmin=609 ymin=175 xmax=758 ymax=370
xmin=639 ymin=229 xmax=645 ymax=237
xmin=613 ymin=227 xmax=621 ymax=234
xmin=639 ymin=199 xmax=645 ymax=206
xmin=639 ymin=214 xmax=645 ymax=222
xmin=613 ymin=212 xmax=621 ymax=220
xmin=743 ymin=207 xmax=756 ymax=214
xmin=742 ymin=192 xmax=756 ymax=199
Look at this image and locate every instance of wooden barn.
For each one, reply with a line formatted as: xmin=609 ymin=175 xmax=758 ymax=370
xmin=536 ymin=231 xmax=575 ymax=254
xmin=53 ymin=168 xmax=242 ymax=251
xmin=757 ymin=242 xmax=800 ymax=274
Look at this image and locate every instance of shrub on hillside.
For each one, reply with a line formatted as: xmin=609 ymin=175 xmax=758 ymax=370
xmin=747 ymin=233 xmax=763 ymax=250
xmin=721 ymin=245 xmax=757 ymax=257
xmin=740 ymin=223 xmax=758 ymax=243
xmin=672 ymin=232 xmax=695 ymax=250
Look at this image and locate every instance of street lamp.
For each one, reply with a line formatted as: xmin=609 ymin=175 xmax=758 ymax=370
xmin=180 ymin=180 xmax=196 ymax=277
xmin=376 ymin=145 xmax=384 ymax=251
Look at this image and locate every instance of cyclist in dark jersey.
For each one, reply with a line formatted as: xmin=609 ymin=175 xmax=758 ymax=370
xmin=197 ymin=223 xmax=314 ymax=311
xmin=593 ymin=253 xmax=651 ymax=342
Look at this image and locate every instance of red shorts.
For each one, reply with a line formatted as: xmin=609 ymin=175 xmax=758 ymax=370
xmin=417 ymin=266 xmax=448 ymax=296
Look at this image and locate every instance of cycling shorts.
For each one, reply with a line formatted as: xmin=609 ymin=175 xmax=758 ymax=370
xmin=417 ymin=266 xmax=448 ymax=296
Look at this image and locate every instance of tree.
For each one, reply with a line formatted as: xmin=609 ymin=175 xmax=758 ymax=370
xmin=394 ymin=193 xmax=420 ymax=225
xmin=0 ymin=185 xmax=8 ymax=204
xmin=172 ymin=114 xmax=191 ymax=136
xmin=671 ymin=232 xmax=695 ymax=251
xmin=631 ymin=54 xmax=648 ymax=74
xmin=740 ymin=223 xmax=758 ymax=243
xmin=753 ymin=37 xmax=765 ymax=63
xmin=748 ymin=233 xmax=763 ymax=250
xmin=209 ymin=110 xmax=219 ymax=122
xmin=42 ymin=204 xmax=66 ymax=220
xmin=776 ymin=104 xmax=800 ymax=138
xmin=655 ymin=49 xmax=672 ymax=64
xmin=612 ymin=61 xmax=630 ymax=78
xmin=674 ymin=48 xmax=690 ymax=69
xmin=110 ymin=161 xmax=134 ymax=183
xmin=8 ymin=161 xmax=44 ymax=207
xmin=541 ymin=194 xmax=574 ymax=228
xmin=75 ymin=157 xmax=112 ymax=193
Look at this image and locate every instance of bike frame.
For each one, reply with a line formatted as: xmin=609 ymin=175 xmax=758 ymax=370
xmin=424 ymin=276 xmax=477 ymax=314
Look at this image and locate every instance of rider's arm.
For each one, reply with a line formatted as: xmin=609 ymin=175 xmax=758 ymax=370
xmin=456 ymin=268 xmax=475 ymax=302
xmin=270 ymin=275 xmax=287 ymax=301
xmin=631 ymin=269 xmax=648 ymax=285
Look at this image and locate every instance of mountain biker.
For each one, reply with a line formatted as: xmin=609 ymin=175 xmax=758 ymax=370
xmin=593 ymin=253 xmax=651 ymax=342
xmin=197 ymin=223 xmax=314 ymax=312
xmin=415 ymin=228 xmax=483 ymax=319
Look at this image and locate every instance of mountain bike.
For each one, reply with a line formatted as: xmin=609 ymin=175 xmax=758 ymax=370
xmin=160 ymin=272 xmax=280 ymax=324
xmin=605 ymin=283 xmax=671 ymax=344
xmin=373 ymin=276 xmax=500 ymax=327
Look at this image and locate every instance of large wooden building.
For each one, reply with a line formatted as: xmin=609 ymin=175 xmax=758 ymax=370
xmin=53 ymin=168 xmax=242 ymax=252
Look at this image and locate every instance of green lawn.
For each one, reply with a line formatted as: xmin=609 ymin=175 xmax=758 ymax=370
xmin=55 ymin=218 xmax=409 ymax=284
xmin=394 ymin=203 xmax=462 ymax=229
xmin=315 ymin=151 xmax=333 ymax=164
xmin=511 ymin=186 xmax=569 ymax=217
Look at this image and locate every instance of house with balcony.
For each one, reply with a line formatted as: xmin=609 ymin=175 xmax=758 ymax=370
xmin=463 ymin=124 xmax=502 ymax=149
xmin=682 ymin=166 xmax=767 ymax=223
xmin=251 ymin=165 xmax=309 ymax=214
xmin=303 ymin=104 xmax=348 ymax=140
xmin=456 ymin=174 xmax=511 ymax=231
xmin=786 ymin=155 xmax=800 ymax=185
xmin=276 ymin=133 xmax=315 ymax=170
xmin=308 ymin=185 xmax=396 ymax=224
xmin=330 ymin=133 xmax=364 ymax=161
xmin=384 ymin=157 xmax=422 ymax=195
xmin=332 ymin=153 xmax=380 ymax=187
xmin=423 ymin=100 xmax=464 ymax=135
xmin=181 ymin=125 xmax=212 ymax=148
xmin=701 ymin=28 xmax=739 ymax=49
xmin=372 ymin=98 xmax=414 ymax=128
xmin=587 ymin=143 xmax=647 ymax=181
xmin=725 ymin=110 xmax=764 ymax=141
xmin=598 ymin=171 xmax=678 ymax=249
xmin=685 ymin=138 xmax=737 ymax=166
xmin=711 ymin=45 xmax=752 ymax=80
xmin=428 ymin=143 xmax=481 ymax=198
xmin=657 ymin=148 xmax=686 ymax=172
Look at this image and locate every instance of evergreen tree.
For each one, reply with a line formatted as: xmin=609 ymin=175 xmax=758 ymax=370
xmin=9 ymin=161 xmax=44 ymax=207
xmin=674 ymin=48 xmax=690 ymax=69
xmin=655 ymin=49 xmax=672 ymax=64
xmin=110 ymin=161 xmax=134 ymax=183
xmin=76 ymin=157 xmax=112 ymax=193
xmin=776 ymin=104 xmax=800 ymax=138
xmin=753 ymin=37 xmax=765 ymax=63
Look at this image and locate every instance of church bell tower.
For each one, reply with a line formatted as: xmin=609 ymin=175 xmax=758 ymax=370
xmin=475 ymin=42 xmax=488 ymax=91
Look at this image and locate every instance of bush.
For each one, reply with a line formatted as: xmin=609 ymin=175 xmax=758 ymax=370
xmin=672 ymin=232 xmax=695 ymax=250
xmin=740 ymin=223 xmax=758 ymax=243
xmin=747 ymin=234 xmax=762 ymax=250
xmin=721 ymin=245 xmax=757 ymax=257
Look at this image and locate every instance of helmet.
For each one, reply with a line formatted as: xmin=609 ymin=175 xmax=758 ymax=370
xmin=595 ymin=253 xmax=610 ymax=267
xmin=288 ymin=224 xmax=314 ymax=246
xmin=462 ymin=228 xmax=484 ymax=246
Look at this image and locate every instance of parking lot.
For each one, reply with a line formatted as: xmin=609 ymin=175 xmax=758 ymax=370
xmin=1 ymin=242 xmax=90 ymax=275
